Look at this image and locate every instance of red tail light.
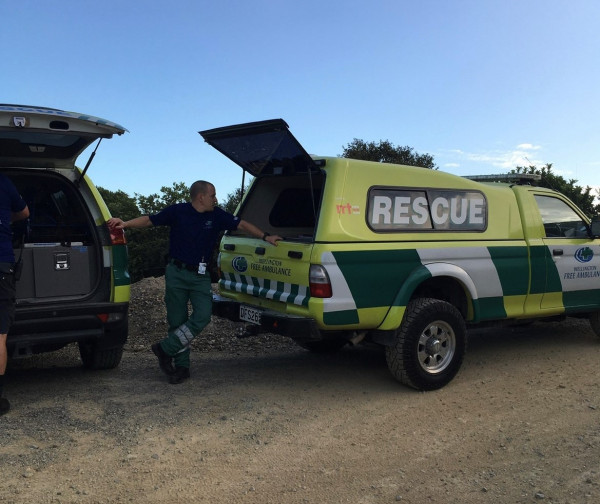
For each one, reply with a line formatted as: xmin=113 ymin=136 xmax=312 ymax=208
xmin=309 ymin=265 xmax=332 ymax=298
xmin=109 ymin=227 xmax=127 ymax=245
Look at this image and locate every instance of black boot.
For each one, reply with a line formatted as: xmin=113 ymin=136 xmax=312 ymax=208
xmin=169 ymin=367 xmax=190 ymax=385
xmin=151 ymin=343 xmax=175 ymax=376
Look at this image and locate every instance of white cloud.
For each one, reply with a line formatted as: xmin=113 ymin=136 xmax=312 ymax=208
xmin=516 ymin=143 xmax=542 ymax=151
xmin=439 ymin=144 xmax=545 ymax=171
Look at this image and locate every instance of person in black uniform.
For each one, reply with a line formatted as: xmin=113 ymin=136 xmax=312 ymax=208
xmin=108 ymin=180 xmax=281 ymax=384
xmin=0 ymin=174 xmax=29 ymax=415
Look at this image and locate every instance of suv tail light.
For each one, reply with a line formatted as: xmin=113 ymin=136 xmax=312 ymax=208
xmin=110 ymin=227 xmax=127 ymax=245
xmin=309 ymin=265 xmax=332 ymax=298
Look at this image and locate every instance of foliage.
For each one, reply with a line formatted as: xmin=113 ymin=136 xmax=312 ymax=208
xmin=513 ymin=164 xmax=600 ymax=217
xmin=221 ymin=183 xmax=250 ymax=214
xmin=97 ymin=187 xmax=140 ymax=221
xmin=341 ymin=139 xmax=437 ymax=170
xmin=136 ymin=182 xmax=189 ymax=214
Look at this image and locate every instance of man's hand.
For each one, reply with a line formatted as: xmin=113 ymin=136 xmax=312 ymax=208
xmin=107 ymin=217 xmax=125 ymax=230
xmin=265 ymin=234 xmax=283 ymax=246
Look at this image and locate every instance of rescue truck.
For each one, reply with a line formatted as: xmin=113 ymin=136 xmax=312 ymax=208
xmin=200 ymin=119 xmax=600 ymax=390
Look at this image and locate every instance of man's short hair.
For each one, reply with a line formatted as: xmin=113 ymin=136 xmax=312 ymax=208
xmin=190 ymin=180 xmax=212 ymax=200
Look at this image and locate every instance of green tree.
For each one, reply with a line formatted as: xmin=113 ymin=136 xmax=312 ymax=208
xmin=136 ymin=181 xmax=189 ymax=214
xmin=221 ymin=183 xmax=250 ymax=214
xmin=513 ymin=164 xmax=599 ymax=217
xmin=341 ymin=139 xmax=437 ymax=169
xmin=97 ymin=187 xmax=140 ymax=221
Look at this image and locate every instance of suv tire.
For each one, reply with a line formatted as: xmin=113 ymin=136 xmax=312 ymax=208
xmin=79 ymin=342 xmax=124 ymax=370
xmin=385 ymin=297 xmax=466 ymax=391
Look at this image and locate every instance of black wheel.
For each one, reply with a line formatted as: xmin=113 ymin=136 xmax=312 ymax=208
xmin=385 ymin=298 xmax=466 ymax=391
xmin=79 ymin=342 xmax=124 ymax=370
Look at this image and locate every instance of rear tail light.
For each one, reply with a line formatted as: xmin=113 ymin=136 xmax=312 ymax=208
xmin=109 ymin=227 xmax=127 ymax=245
xmin=309 ymin=265 xmax=332 ymax=298
xmin=96 ymin=313 xmax=124 ymax=323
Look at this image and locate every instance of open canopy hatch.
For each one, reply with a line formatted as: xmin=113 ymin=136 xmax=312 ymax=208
xmin=199 ymin=118 xmax=319 ymax=177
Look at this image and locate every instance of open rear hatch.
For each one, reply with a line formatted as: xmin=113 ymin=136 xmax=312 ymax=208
xmin=0 ymin=105 xmax=127 ymax=303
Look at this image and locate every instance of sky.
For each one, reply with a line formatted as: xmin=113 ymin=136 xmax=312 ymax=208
xmin=2 ymin=0 xmax=600 ymax=203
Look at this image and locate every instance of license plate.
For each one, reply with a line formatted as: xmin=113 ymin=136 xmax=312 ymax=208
xmin=240 ymin=305 xmax=262 ymax=325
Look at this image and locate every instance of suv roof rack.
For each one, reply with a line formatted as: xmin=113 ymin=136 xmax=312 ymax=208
xmin=463 ymin=173 xmax=541 ymax=184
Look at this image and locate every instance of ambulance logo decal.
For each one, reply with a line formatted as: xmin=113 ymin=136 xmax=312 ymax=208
xmin=232 ymin=256 xmax=248 ymax=273
xmin=574 ymin=247 xmax=593 ymax=263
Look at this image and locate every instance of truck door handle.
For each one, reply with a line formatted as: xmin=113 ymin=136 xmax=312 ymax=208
xmin=288 ymin=251 xmax=303 ymax=259
xmin=553 ymin=249 xmax=563 ymax=256
xmin=255 ymin=247 xmax=266 ymax=255
xmin=224 ymin=244 xmax=235 ymax=251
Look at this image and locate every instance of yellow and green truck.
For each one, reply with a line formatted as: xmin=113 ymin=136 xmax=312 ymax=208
xmin=200 ymin=119 xmax=600 ymax=390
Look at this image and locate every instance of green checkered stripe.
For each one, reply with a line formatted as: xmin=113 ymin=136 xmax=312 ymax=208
xmin=221 ymin=272 xmax=309 ymax=306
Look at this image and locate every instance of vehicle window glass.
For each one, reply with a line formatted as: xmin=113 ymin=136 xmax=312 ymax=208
xmin=11 ymin=174 xmax=93 ymax=244
xmin=534 ymin=195 xmax=587 ymax=238
xmin=269 ymin=187 xmax=320 ymax=227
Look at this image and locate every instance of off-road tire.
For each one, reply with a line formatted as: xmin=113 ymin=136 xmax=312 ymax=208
xmin=79 ymin=342 xmax=124 ymax=370
xmin=385 ymin=297 xmax=466 ymax=391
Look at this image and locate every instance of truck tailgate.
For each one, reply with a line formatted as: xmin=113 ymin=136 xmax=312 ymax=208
xmin=219 ymin=240 xmax=313 ymax=309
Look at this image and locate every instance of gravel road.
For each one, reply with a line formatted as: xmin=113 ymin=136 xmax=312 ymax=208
xmin=1 ymin=277 xmax=599 ymax=504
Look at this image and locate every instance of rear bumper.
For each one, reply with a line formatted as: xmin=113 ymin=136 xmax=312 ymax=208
xmin=8 ymin=301 xmax=129 ymax=357
xmin=211 ymin=294 xmax=320 ymax=341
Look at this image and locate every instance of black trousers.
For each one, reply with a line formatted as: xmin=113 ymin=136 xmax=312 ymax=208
xmin=0 ymin=263 xmax=16 ymax=334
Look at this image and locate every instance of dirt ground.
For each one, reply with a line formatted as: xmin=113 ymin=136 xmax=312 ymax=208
xmin=1 ymin=279 xmax=599 ymax=503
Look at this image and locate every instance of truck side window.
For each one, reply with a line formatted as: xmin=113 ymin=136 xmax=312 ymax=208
xmin=534 ymin=195 xmax=588 ymax=238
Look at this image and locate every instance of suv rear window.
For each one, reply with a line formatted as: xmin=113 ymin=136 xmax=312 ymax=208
xmin=10 ymin=172 xmax=95 ymax=246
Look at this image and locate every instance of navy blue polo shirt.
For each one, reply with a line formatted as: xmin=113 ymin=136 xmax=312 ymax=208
xmin=0 ymin=174 xmax=27 ymax=263
xmin=149 ymin=203 xmax=240 ymax=266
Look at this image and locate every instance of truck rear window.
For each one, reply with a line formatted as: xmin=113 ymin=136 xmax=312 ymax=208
xmin=269 ymin=187 xmax=320 ymax=228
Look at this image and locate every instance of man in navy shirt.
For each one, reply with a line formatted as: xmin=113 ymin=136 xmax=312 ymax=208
xmin=0 ymin=174 xmax=29 ymax=415
xmin=108 ymin=180 xmax=281 ymax=384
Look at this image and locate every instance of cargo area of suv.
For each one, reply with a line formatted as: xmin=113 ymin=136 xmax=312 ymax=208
xmin=9 ymin=170 xmax=102 ymax=301
xmin=0 ymin=105 xmax=130 ymax=369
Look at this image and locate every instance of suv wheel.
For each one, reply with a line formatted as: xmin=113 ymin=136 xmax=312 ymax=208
xmin=79 ymin=341 xmax=124 ymax=370
xmin=385 ymin=297 xmax=466 ymax=390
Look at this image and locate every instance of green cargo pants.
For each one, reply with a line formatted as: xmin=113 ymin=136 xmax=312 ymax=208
xmin=159 ymin=262 xmax=212 ymax=368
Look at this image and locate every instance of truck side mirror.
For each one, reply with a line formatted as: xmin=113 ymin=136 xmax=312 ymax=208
xmin=591 ymin=216 xmax=600 ymax=238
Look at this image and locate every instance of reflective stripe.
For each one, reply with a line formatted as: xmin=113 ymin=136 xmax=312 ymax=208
xmin=174 ymin=324 xmax=195 ymax=348
xmin=221 ymin=273 xmax=309 ymax=306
